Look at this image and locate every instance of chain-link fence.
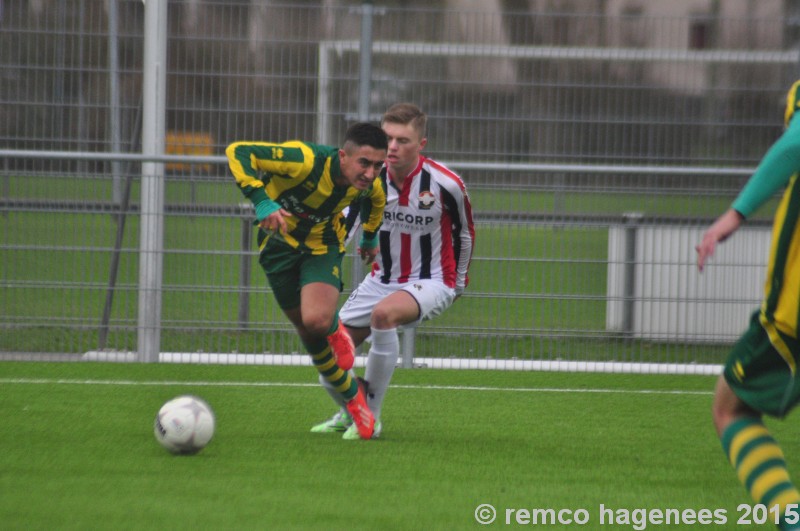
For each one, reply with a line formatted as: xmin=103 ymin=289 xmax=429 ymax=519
xmin=2 ymin=0 xmax=798 ymax=372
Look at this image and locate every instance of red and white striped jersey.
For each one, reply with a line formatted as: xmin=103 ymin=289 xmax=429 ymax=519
xmin=371 ymin=156 xmax=475 ymax=290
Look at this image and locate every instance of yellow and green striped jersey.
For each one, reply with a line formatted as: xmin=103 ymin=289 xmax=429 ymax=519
xmin=761 ymin=173 xmax=800 ymax=341
xmin=226 ymin=140 xmax=385 ymax=255
xmin=733 ymin=116 xmax=800 ymax=340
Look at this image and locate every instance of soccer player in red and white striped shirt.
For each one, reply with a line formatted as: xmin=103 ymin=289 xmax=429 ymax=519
xmin=311 ymin=103 xmax=475 ymax=439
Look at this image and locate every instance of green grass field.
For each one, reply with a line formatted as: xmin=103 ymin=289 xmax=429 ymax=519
xmin=1 ymin=178 xmax=776 ymax=531
xmin=1 ymin=361 xmax=793 ymax=530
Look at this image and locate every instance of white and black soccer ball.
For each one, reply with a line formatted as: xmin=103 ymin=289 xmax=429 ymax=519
xmin=154 ymin=395 xmax=215 ymax=455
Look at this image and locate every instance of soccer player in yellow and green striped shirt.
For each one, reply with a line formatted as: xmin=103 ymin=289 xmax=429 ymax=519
xmin=226 ymin=122 xmax=387 ymax=440
xmin=697 ymin=80 xmax=800 ymax=530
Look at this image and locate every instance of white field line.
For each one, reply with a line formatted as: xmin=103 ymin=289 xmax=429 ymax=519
xmin=0 ymin=377 xmax=713 ymax=396
xmin=78 ymin=351 xmax=724 ymax=376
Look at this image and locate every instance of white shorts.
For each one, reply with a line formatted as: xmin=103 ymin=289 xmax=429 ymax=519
xmin=339 ymin=275 xmax=456 ymax=329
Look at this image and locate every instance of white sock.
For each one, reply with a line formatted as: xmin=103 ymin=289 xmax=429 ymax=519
xmin=363 ymin=327 xmax=399 ymax=421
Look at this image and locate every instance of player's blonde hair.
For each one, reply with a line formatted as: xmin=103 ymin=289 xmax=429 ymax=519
xmin=382 ymin=103 xmax=427 ymax=139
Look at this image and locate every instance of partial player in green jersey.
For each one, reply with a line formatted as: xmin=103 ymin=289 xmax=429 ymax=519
xmin=226 ymin=122 xmax=388 ymax=440
xmin=697 ymin=80 xmax=800 ymax=530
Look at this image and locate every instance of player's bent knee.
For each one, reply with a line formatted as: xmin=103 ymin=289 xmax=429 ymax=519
xmin=712 ymin=379 xmax=733 ymax=432
xmin=711 ymin=375 xmax=759 ymax=435
xmin=712 ymin=401 xmax=734 ymax=436
xmin=370 ymin=306 xmax=394 ymax=329
xmin=370 ymin=300 xmax=417 ymax=329
xmin=302 ymin=314 xmax=334 ymax=338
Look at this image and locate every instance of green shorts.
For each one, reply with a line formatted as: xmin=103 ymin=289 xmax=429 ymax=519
xmin=724 ymin=311 xmax=800 ymax=418
xmin=258 ymin=234 xmax=344 ymax=310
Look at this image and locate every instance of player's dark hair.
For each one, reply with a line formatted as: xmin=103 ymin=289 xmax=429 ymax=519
xmin=382 ymin=102 xmax=427 ymax=138
xmin=343 ymin=122 xmax=388 ymax=151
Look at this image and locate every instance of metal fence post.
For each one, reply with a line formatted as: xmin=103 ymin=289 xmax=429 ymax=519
xmin=107 ymin=0 xmax=123 ymax=205
xmin=357 ymin=0 xmax=374 ymax=122
xmin=622 ymin=212 xmax=643 ymax=338
xmin=400 ymin=327 xmax=416 ymax=369
xmin=137 ymin=0 xmax=168 ymax=363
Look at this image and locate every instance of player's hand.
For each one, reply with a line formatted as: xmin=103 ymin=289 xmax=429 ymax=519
xmin=695 ymin=232 xmax=718 ymax=273
xmin=696 ymin=209 xmax=743 ymax=272
xmin=259 ymin=208 xmax=290 ymax=234
xmin=358 ymin=246 xmax=378 ymax=265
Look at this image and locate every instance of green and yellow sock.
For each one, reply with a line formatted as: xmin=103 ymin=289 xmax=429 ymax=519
xmin=326 ymin=312 xmax=341 ymax=337
xmin=721 ymin=417 xmax=800 ymax=530
xmin=302 ymin=336 xmax=358 ymax=401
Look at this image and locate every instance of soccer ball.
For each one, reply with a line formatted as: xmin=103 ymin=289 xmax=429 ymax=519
xmin=154 ymin=395 xmax=215 ymax=455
